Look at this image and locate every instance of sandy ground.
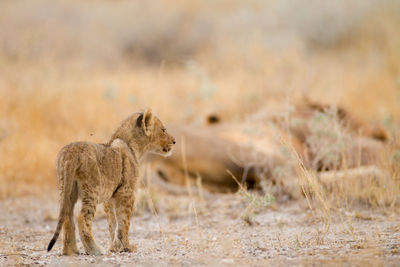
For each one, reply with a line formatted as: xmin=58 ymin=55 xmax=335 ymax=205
xmin=0 ymin=189 xmax=399 ymax=266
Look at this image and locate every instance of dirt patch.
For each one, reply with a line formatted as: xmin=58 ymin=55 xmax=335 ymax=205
xmin=0 ymin=189 xmax=399 ymax=266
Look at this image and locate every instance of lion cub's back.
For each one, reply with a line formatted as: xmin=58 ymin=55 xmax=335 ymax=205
xmin=56 ymin=142 xmax=119 ymax=178
xmin=57 ymin=141 xmax=103 ymax=165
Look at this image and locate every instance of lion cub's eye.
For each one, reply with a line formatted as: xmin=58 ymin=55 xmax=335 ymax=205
xmin=162 ymin=128 xmax=166 ymax=133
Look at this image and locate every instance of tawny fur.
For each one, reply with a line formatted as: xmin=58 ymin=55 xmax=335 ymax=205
xmin=47 ymin=109 xmax=175 ymax=255
xmin=154 ymin=101 xmax=387 ymax=192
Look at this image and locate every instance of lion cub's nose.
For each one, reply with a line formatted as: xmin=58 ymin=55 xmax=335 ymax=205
xmin=173 ymin=140 xmax=176 ymax=144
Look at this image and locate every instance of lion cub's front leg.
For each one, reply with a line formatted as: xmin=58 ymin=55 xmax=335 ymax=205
xmin=108 ymin=189 xmax=136 ymax=253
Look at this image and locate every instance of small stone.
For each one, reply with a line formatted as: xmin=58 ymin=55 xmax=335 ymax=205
xmin=221 ymin=258 xmax=234 ymax=263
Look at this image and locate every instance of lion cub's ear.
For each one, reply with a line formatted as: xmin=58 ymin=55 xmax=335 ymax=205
xmin=142 ymin=109 xmax=154 ymax=136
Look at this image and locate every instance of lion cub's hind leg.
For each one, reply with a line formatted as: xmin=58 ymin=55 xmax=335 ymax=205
xmin=62 ymin=182 xmax=79 ymax=255
xmin=104 ymin=200 xmax=117 ymax=252
xmin=77 ymin=196 xmax=105 ymax=255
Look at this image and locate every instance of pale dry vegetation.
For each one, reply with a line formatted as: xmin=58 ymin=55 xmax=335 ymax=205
xmin=0 ymin=0 xmax=400 ymax=265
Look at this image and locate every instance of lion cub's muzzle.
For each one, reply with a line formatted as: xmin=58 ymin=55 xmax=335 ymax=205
xmin=162 ymin=138 xmax=176 ymax=154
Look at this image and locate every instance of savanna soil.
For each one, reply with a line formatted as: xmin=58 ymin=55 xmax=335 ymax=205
xmin=0 ymin=189 xmax=399 ymax=266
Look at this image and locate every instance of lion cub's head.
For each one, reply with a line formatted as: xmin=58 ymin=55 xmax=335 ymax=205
xmin=136 ymin=109 xmax=175 ymax=157
xmin=110 ymin=109 xmax=175 ymax=158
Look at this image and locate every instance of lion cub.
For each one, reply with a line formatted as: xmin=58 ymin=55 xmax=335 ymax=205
xmin=47 ymin=109 xmax=175 ymax=255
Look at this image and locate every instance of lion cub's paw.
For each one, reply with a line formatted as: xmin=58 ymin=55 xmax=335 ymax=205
xmin=62 ymin=249 xmax=80 ymax=256
xmin=122 ymin=244 xmax=137 ymax=253
xmin=87 ymin=245 xmax=105 ymax=256
xmin=110 ymin=239 xmax=123 ymax=253
xmin=109 ymin=240 xmax=137 ymax=253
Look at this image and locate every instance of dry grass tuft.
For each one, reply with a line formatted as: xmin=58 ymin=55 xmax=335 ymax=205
xmin=0 ymin=1 xmax=399 ymax=211
xmin=0 ymin=1 xmax=399 ymax=265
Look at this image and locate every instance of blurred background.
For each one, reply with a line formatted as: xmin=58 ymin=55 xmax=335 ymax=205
xmin=1 ymin=0 xmax=399 ymax=197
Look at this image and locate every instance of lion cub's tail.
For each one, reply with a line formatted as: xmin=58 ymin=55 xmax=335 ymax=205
xmin=47 ymin=160 xmax=76 ymax=252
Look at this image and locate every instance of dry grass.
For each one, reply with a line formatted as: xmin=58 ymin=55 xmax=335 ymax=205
xmin=0 ymin=0 xmax=399 ymax=200
xmin=0 ymin=1 xmax=399 ymax=264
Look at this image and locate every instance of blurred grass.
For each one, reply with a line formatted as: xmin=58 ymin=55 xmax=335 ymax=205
xmin=0 ymin=0 xmax=399 ymax=200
